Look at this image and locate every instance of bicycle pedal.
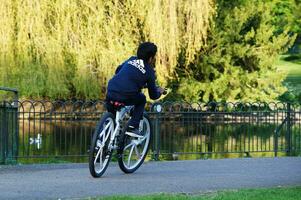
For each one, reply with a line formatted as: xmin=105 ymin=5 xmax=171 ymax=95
xmin=110 ymin=145 xmax=118 ymax=150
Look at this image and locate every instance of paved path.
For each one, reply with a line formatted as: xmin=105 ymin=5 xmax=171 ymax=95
xmin=0 ymin=157 xmax=301 ymax=200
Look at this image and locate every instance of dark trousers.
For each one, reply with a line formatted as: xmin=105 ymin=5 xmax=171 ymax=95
xmin=106 ymin=92 xmax=146 ymax=128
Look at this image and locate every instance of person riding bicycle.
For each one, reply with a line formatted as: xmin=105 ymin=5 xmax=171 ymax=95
xmin=106 ymin=42 xmax=165 ymax=137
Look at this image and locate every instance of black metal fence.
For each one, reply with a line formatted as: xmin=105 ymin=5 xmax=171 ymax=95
xmin=0 ymin=87 xmax=18 ymax=164
xmin=150 ymin=102 xmax=301 ymax=160
xmin=1 ymin=100 xmax=301 ymax=163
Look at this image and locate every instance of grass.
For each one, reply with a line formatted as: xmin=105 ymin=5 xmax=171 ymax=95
xmin=17 ymin=157 xmax=74 ymax=164
xmin=276 ymin=54 xmax=301 ymax=84
xmin=85 ymin=186 xmax=301 ymax=200
xmin=276 ymin=54 xmax=301 ymax=101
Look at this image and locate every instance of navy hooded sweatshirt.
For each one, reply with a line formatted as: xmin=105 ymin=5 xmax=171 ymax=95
xmin=107 ymin=56 xmax=161 ymax=100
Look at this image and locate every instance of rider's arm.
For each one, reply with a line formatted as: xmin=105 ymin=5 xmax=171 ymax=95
xmin=147 ymin=69 xmax=161 ymax=100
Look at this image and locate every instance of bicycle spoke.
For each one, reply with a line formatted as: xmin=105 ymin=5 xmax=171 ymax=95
xmin=124 ymin=141 xmax=134 ymax=150
xmin=107 ymin=122 xmax=114 ymax=140
xmin=99 ymin=149 xmax=103 ymax=169
xmin=99 ymin=129 xmax=105 ymax=139
xmin=103 ymin=128 xmax=110 ymax=144
xmin=127 ymin=144 xmax=135 ymax=167
xmin=103 ymin=122 xmax=112 ymax=140
xmin=109 ymin=122 xmax=114 ymax=133
xmin=105 ymin=121 xmax=112 ymax=129
xmin=98 ymin=121 xmax=113 ymax=147
xmin=99 ymin=122 xmax=110 ymax=140
xmin=136 ymin=137 xmax=146 ymax=146
xmin=134 ymin=145 xmax=141 ymax=159
xmin=94 ymin=148 xmax=102 ymax=166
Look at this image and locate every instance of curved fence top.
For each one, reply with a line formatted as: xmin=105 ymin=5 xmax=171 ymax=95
xmin=3 ymin=100 xmax=298 ymax=113
xmin=0 ymin=87 xmax=19 ymax=108
xmin=0 ymin=87 xmax=18 ymax=93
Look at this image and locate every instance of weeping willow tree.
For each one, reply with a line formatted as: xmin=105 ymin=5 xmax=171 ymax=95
xmin=0 ymin=0 xmax=214 ymax=99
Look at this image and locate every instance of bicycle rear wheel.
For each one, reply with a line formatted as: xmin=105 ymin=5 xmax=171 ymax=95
xmin=89 ymin=112 xmax=115 ymax=178
xmin=118 ymin=113 xmax=152 ymax=173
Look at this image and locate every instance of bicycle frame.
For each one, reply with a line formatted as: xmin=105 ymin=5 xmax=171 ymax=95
xmin=108 ymin=106 xmax=134 ymax=151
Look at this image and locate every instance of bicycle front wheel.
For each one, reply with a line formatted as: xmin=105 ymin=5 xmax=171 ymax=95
xmin=89 ymin=112 xmax=115 ymax=178
xmin=118 ymin=113 xmax=152 ymax=173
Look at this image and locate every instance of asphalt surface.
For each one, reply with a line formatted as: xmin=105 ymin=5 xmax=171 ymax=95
xmin=0 ymin=157 xmax=301 ymax=200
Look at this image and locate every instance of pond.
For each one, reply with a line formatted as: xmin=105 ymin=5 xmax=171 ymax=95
xmin=16 ymin=113 xmax=301 ymax=164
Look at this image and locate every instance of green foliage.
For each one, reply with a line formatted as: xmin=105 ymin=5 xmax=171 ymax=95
xmin=0 ymin=0 xmax=214 ymax=99
xmin=269 ymin=0 xmax=299 ymax=34
xmin=0 ymin=0 xmax=299 ymax=101
xmin=268 ymin=0 xmax=301 ymax=53
xmin=173 ymin=0 xmax=296 ymax=102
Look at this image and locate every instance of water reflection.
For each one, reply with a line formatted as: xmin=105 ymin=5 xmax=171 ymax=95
xmin=18 ymin=120 xmax=96 ymax=159
xmin=17 ymin=117 xmax=301 ymax=163
xmin=12 ymin=101 xmax=301 ymax=163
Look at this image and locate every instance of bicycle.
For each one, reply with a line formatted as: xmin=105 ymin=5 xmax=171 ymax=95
xmin=89 ymin=101 xmax=153 ymax=177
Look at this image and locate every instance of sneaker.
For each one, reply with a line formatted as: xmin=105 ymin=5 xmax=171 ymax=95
xmin=125 ymin=126 xmax=144 ymax=138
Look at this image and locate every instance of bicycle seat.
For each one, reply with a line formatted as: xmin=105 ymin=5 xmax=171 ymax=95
xmin=108 ymin=100 xmax=125 ymax=110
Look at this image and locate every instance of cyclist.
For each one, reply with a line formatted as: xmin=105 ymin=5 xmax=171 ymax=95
xmin=106 ymin=42 xmax=165 ymax=137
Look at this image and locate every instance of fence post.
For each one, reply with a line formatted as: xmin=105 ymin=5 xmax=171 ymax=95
xmin=274 ymin=127 xmax=278 ymax=157
xmin=151 ymin=103 xmax=162 ymax=161
xmin=286 ymin=102 xmax=292 ymax=156
xmin=2 ymin=106 xmax=8 ymax=163
xmin=154 ymin=113 xmax=161 ymax=161
xmin=0 ymin=105 xmax=2 ymax=163
xmin=0 ymin=87 xmax=19 ymax=164
xmin=0 ymin=105 xmax=7 ymax=163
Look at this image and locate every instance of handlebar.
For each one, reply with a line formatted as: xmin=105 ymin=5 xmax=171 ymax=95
xmin=143 ymin=85 xmax=169 ymax=95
